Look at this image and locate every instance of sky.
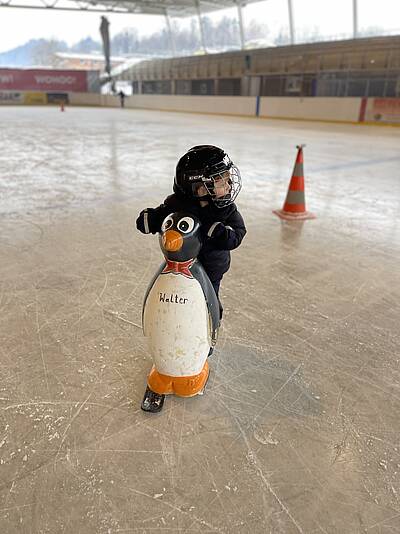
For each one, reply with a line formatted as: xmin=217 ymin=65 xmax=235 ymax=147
xmin=0 ymin=0 xmax=399 ymax=53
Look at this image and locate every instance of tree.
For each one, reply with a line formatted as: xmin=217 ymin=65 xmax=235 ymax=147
xmin=112 ymin=29 xmax=139 ymax=55
xmin=71 ymin=37 xmax=101 ymax=54
xmin=30 ymin=39 xmax=67 ymax=66
xmin=247 ymin=20 xmax=270 ymax=41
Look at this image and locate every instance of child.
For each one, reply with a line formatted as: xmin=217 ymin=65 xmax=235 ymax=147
xmin=136 ymin=145 xmax=246 ymax=317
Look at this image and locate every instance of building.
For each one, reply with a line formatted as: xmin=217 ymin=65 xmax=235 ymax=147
xmin=54 ymin=52 xmax=126 ymax=72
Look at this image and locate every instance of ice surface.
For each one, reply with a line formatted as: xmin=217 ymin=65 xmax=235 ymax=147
xmin=0 ymin=106 xmax=400 ymax=533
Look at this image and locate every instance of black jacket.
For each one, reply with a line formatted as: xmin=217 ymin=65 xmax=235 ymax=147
xmin=136 ymin=193 xmax=246 ymax=282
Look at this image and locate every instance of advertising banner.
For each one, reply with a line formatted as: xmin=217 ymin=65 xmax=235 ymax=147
xmin=24 ymin=92 xmax=47 ymax=105
xmin=0 ymin=91 xmax=23 ymax=104
xmin=365 ymin=98 xmax=400 ymax=123
xmin=0 ymin=69 xmax=88 ymax=92
xmin=46 ymin=92 xmax=69 ymax=104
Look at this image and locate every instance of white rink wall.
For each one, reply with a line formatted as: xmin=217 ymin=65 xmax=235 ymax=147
xmin=74 ymin=93 xmax=400 ymax=125
xmin=127 ymin=94 xmax=256 ymax=116
xmin=258 ymin=97 xmax=362 ymax=122
xmin=70 ymin=92 xmax=255 ymax=115
xmin=2 ymin=90 xmax=400 ymax=124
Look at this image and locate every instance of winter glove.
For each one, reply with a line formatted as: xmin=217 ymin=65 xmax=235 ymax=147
xmin=203 ymin=221 xmax=226 ymax=239
xmin=202 ymin=219 xmax=246 ymax=250
xmin=136 ymin=208 xmax=159 ymax=234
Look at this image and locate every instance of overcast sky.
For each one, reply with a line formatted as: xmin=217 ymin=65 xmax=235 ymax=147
xmin=0 ymin=0 xmax=399 ymax=53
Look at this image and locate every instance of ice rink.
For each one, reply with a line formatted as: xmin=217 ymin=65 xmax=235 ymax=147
xmin=1 ymin=106 xmax=400 ymax=533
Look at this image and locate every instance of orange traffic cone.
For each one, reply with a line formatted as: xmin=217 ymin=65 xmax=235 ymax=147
xmin=60 ymin=101 xmax=65 ymax=112
xmin=273 ymin=144 xmax=315 ymax=221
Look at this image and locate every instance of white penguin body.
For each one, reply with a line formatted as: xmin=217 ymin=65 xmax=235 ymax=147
xmin=143 ymin=271 xmax=210 ymax=377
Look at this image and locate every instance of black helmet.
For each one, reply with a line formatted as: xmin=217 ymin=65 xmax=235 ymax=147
xmin=174 ymin=145 xmax=242 ymax=208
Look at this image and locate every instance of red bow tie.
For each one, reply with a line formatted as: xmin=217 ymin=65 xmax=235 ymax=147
xmin=162 ymin=259 xmax=194 ymax=278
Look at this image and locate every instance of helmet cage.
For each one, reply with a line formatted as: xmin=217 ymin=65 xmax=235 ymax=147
xmin=192 ymin=165 xmax=242 ymax=208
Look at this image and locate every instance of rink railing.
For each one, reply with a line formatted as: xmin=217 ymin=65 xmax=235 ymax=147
xmin=1 ymin=91 xmax=399 ymax=125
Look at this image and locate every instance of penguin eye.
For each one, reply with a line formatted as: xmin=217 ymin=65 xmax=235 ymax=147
xmin=177 ymin=217 xmax=194 ymax=234
xmin=161 ymin=216 xmax=174 ymax=232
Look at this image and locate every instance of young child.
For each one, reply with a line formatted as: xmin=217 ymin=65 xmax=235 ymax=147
xmin=136 ymin=145 xmax=246 ymax=317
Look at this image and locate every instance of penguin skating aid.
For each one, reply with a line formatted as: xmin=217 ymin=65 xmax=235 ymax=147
xmin=141 ymin=212 xmax=220 ymax=413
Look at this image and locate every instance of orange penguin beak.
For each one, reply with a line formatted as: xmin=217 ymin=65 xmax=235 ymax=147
xmin=162 ymin=230 xmax=183 ymax=252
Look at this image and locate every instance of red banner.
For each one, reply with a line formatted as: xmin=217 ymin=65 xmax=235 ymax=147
xmin=365 ymin=97 xmax=400 ymax=124
xmin=0 ymin=69 xmax=88 ymax=92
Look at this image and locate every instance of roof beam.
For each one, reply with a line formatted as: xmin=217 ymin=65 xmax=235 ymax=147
xmin=164 ymin=10 xmax=176 ymax=56
xmin=237 ymin=0 xmax=245 ymax=49
xmin=0 ymin=0 xmax=134 ymax=12
xmin=1 ymin=0 xmax=261 ymax=16
xmin=353 ymin=0 xmax=358 ymax=38
xmin=196 ymin=0 xmax=207 ymax=54
xmin=287 ymin=0 xmax=295 ymax=45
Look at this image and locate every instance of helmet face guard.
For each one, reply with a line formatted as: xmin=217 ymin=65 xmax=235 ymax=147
xmin=192 ymin=165 xmax=242 ymax=208
xmin=174 ymin=145 xmax=242 ymax=208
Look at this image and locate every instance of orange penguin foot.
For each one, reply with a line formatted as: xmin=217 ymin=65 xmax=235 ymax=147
xmin=147 ymin=361 xmax=209 ymax=398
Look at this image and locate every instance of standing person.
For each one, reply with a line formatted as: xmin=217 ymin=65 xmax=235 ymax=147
xmin=118 ymin=90 xmax=125 ymax=108
xmin=136 ymin=145 xmax=246 ymax=321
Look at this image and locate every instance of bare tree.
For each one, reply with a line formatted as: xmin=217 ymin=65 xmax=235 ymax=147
xmin=30 ymin=39 xmax=67 ymax=66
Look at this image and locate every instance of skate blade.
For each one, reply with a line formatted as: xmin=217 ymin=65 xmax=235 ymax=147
xmin=141 ymin=387 xmax=165 ymax=413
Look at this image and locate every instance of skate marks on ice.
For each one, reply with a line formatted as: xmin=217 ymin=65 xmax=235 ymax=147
xmin=203 ymin=336 xmax=400 ymax=533
xmin=0 ymin=335 xmax=316 ymax=533
xmin=207 ymin=341 xmax=314 ymax=533
xmin=1 ymin=108 xmax=400 ymax=532
xmin=0 ymin=229 xmax=156 ymax=532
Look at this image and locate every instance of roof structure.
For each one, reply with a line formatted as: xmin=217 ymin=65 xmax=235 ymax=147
xmin=0 ymin=0 xmax=267 ymax=60
xmin=0 ymin=0 xmax=260 ymax=15
xmin=94 ymin=0 xmax=260 ymax=16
